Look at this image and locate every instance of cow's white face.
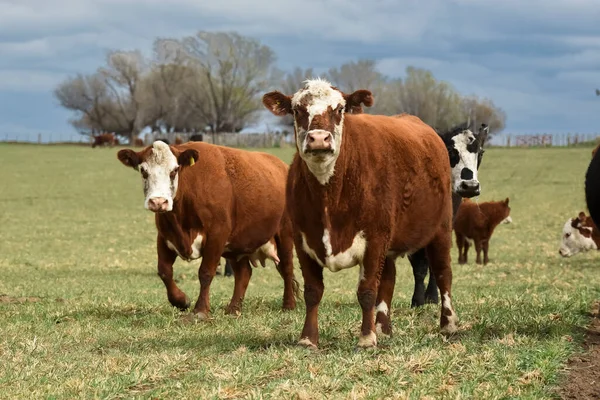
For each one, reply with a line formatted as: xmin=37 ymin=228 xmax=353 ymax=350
xmin=138 ymin=141 xmax=180 ymax=212
xmin=559 ymin=217 xmax=597 ymax=257
xmin=289 ymin=79 xmax=347 ymax=184
xmin=441 ymin=124 xmax=488 ymax=198
xmin=262 ymin=79 xmax=373 ymax=185
xmin=117 ymin=141 xmax=198 ymax=213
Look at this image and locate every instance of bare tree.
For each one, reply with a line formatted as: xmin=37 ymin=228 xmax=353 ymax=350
xmin=461 ymin=95 xmax=507 ymax=139
xmin=98 ymin=50 xmax=148 ymax=142
xmin=170 ymin=31 xmax=280 ymax=133
xmin=325 ymin=59 xmax=389 ymax=114
xmin=53 ymin=73 xmax=111 ymax=135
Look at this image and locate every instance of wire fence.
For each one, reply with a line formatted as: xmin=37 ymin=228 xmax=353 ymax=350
xmin=2 ymin=132 xmax=599 ymax=149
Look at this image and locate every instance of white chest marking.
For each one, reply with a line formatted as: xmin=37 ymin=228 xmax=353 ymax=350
xmin=301 ymin=230 xmax=367 ymax=272
xmin=166 ymin=234 xmax=204 ymax=261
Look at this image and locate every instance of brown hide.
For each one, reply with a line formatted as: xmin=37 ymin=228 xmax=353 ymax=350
xmin=286 ymin=112 xmax=454 ymax=346
xmin=453 ymin=198 xmax=511 ymax=265
xmin=119 ymin=142 xmax=297 ymax=318
xmin=288 ymin=113 xmax=452 ymax=259
xmin=572 ymin=214 xmax=600 ymax=248
xmin=92 ymin=133 xmax=117 ymax=148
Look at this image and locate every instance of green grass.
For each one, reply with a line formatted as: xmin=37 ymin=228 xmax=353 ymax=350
xmin=0 ymin=143 xmax=598 ymax=399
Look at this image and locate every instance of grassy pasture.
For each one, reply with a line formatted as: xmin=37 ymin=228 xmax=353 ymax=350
xmin=0 ymin=143 xmax=598 ymax=399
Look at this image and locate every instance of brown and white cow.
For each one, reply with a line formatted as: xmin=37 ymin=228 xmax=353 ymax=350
xmin=559 ymin=212 xmax=600 ymax=257
xmin=262 ymin=78 xmax=456 ymax=349
xmin=92 ymin=133 xmax=118 ymax=148
xmin=453 ymin=198 xmax=511 ymax=265
xmin=117 ymin=141 xmax=299 ymax=319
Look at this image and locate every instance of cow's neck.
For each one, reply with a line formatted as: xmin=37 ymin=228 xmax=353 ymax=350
xmin=301 ymin=135 xmax=355 ymax=221
xmin=155 ymin=185 xmax=198 ymax=238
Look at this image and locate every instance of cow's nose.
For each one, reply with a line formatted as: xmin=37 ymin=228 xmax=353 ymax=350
xmin=458 ymin=180 xmax=480 ymax=197
xmin=148 ymin=197 xmax=168 ymax=212
xmin=306 ymin=131 xmax=332 ymax=151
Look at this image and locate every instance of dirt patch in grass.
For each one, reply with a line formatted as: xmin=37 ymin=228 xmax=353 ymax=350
xmin=558 ymin=302 xmax=600 ymax=399
xmin=0 ymin=295 xmax=42 ymax=304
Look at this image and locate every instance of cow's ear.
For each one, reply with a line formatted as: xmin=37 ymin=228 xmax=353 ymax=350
xmin=263 ymin=91 xmax=292 ymax=116
xmin=504 ymin=197 xmax=509 ymax=205
xmin=343 ymin=89 xmax=374 ymax=113
xmin=117 ymin=149 xmax=140 ymax=170
xmin=579 ymin=211 xmax=587 ymax=221
xmin=178 ymin=149 xmax=198 ymax=167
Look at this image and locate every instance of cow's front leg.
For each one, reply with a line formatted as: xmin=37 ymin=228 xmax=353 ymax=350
xmin=157 ymin=235 xmax=189 ymax=310
xmin=357 ymin=242 xmax=386 ymax=348
xmin=192 ymin=242 xmax=225 ymax=320
xmin=297 ymin=249 xmax=324 ymax=349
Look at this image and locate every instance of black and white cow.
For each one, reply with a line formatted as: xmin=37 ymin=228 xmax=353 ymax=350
xmin=409 ymin=122 xmax=489 ymax=307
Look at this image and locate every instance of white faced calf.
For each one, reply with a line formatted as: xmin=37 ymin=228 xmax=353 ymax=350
xmin=559 ymin=212 xmax=599 ymax=257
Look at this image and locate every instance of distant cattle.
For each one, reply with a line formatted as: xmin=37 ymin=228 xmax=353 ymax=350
xmin=92 ymin=133 xmax=118 ymax=148
xmin=189 ymin=134 xmax=204 ymax=142
xmin=117 ymin=141 xmax=299 ymax=319
xmin=133 ymin=138 xmax=144 ymax=147
xmin=408 ymin=122 xmax=489 ymax=307
xmin=175 ymin=136 xmax=183 ymax=145
xmin=453 ymin=198 xmax=512 ymax=265
xmin=559 ymin=212 xmax=600 ymax=257
xmin=263 ymin=79 xmax=456 ymax=348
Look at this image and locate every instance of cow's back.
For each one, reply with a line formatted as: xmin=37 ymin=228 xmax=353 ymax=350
xmin=176 ymin=142 xmax=288 ymax=248
xmin=346 ymin=113 xmax=452 ymax=251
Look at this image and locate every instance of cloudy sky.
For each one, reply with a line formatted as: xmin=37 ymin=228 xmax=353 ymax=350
xmin=1 ymin=0 xmax=600 ymax=141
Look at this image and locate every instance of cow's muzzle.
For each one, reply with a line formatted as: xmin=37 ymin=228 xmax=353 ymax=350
xmin=457 ymin=179 xmax=480 ymax=198
xmin=147 ymin=197 xmax=169 ymax=213
xmin=305 ymin=130 xmax=333 ymax=153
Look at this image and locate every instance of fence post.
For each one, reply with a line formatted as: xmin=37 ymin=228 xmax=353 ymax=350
xmin=38 ymin=133 xmax=41 ymax=144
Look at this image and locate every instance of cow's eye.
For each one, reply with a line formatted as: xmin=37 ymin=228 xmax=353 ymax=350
xmin=565 ymin=232 xmax=571 ymax=238
xmin=140 ymin=168 xmax=149 ymax=179
xmin=337 ymin=106 xmax=343 ymax=114
xmin=169 ymin=168 xmax=178 ymax=180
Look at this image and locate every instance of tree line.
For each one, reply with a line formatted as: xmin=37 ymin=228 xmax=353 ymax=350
xmin=54 ymin=30 xmax=506 ymax=143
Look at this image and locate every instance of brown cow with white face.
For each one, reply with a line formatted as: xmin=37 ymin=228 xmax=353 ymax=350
xmin=117 ymin=141 xmax=298 ymax=319
xmin=263 ymin=79 xmax=456 ymax=349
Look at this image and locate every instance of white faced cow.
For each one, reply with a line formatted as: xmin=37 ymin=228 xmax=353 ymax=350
xmin=408 ymin=121 xmax=489 ymax=307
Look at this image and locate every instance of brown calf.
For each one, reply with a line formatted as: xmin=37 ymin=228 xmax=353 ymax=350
xmin=117 ymin=141 xmax=298 ymax=319
xmin=263 ymin=79 xmax=456 ymax=349
xmin=92 ymin=133 xmax=117 ymax=148
xmin=454 ymin=198 xmax=511 ymax=265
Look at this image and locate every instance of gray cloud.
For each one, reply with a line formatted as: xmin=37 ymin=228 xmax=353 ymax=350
xmin=0 ymin=0 xmax=599 ymax=136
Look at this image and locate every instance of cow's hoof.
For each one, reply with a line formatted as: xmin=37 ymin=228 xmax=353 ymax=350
xmin=375 ymin=321 xmax=392 ymax=337
xmin=180 ymin=311 xmax=210 ymax=324
xmin=440 ymin=321 xmax=458 ymax=336
xmin=357 ymin=331 xmax=377 ymax=348
xmin=169 ymin=294 xmax=190 ymax=311
xmin=225 ymin=306 xmax=241 ymax=317
xmin=424 ymin=296 xmax=439 ymax=305
xmin=298 ymin=337 xmax=318 ymax=350
xmin=282 ymin=301 xmax=296 ymax=311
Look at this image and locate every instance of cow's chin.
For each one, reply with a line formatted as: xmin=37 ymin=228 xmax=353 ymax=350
xmin=304 ymin=148 xmax=335 ymax=156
